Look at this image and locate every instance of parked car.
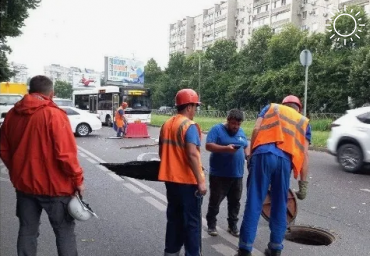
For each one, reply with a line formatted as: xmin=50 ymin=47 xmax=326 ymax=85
xmin=60 ymin=106 xmax=102 ymax=137
xmin=327 ymin=106 xmax=370 ymax=173
xmin=53 ymin=98 xmax=73 ymax=107
xmin=158 ymin=106 xmax=173 ymax=115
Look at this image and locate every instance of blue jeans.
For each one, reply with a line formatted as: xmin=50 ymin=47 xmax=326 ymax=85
xmin=164 ymin=182 xmax=202 ymax=256
xmin=16 ymin=191 xmax=78 ymax=256
xmin=239 ymin=153 xmax=291 ymax=252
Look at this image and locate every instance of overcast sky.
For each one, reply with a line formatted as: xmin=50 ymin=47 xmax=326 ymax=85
xmin=7 ymin=0 xmax=219 ymax=76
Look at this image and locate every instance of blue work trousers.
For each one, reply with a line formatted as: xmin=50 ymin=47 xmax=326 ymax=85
xmin=239 ymin=153 xmax=291 ymax=252
xmin=164 ymin=182 xmax=203 ymax=256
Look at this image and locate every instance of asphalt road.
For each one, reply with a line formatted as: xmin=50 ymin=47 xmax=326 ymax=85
xmin=1 ymin=125 xmax=370 ymax=256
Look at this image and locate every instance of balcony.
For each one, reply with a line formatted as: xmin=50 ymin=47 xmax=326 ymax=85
xmin=271 ymin=4 xmax=291 ymax=15
xmin=339 ymin=0 xmax=368 ymax=7
xmin=255 ymin=11 xmax=270 ymax=19
xmin=254 ymin=0 xmax=270 ymax=7
xmin=272 ymin=18 xmax=290 ymax=27
xmin=214 ymin=14 xmax=227 ymax=22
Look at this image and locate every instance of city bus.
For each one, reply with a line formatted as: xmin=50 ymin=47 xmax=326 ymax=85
xmin=72 ymin=86 xmax=151 ymax=126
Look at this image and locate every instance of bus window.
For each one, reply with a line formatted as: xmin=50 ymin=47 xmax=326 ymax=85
xmin=74 ymin=95 xmax=89 ymax=110
xmin=98 ymin=93 xmax=113 ymax=110
xmin=122 ymin=95 xmax=150 ymax=110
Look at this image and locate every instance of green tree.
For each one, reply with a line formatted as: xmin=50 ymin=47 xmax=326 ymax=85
xmin=348 ymin=46 xmax=370 ymax=107
xmin=144 ymin=58 xmax=162 ymax=84
xmin=328 ymin=5 xmax=370 ymax=49
xmin=0 ymin=0 xmax=41 ymax=81
xmin=54 ymin=81 xmax=73 ymax=99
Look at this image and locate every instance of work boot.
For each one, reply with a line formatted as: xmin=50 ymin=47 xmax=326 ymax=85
xmin=228 ymin=225 xmax=240 ymax=237
xmin=264 ymin=248 xmax=281 ymax=256
xmin=234 ymin=248 xmax=252 ymax=256
xmin=207 ymin=227 xmax=218 ymax=236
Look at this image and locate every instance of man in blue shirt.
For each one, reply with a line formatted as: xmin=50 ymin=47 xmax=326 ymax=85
xmin=205 ymin=109 xmax=250 ymax=237
xmin=235 ymin=95 xmax=311 ymax=256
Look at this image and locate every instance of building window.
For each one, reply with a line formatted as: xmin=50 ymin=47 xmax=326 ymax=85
xmin=303 ymin=11 xmax=307 ymax=19
xmin=266 ymin=5 xmax=269 ymax=11
xmin=236 ymin=20 xmax=239 ymax=26
xmin=281 ymin=0 xmax=286 ymax=6
xmin=257 ymin=7 xmax=261 ymax=13
xmin=274 ymin=2 xmax=277 ymax=8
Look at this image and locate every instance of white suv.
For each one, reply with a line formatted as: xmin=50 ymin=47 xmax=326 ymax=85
xmin=327 ymin=106 xmax=370 ymax=173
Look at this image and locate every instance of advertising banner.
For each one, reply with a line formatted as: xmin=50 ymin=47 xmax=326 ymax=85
xmin=106 ymin=57 xmax=145 ymax=84
xmin=72 ymin=72 xmax=101 ymax=88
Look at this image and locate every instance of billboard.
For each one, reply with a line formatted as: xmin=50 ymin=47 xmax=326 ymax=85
xmin=72 ymin=72 xmax=101 ymax=89
xmin=105 ymin=57 xmax=144 ymax=84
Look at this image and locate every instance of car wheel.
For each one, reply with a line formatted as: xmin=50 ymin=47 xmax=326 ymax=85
xmin=76 ymin=123 xmax=90 ymax=137
xmin=337 ymin=143 xmax=364 ymax=173
xmin=106 ymin=115 xmax=112 ymax=127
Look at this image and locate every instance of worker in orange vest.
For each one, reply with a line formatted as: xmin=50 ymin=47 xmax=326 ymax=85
xmin=115 ymin=102 xmax=128 ymax=138
xmin=158 ymin=88 xmax=207 ymax=256
xmin=235 ymin=95 xmax=311 ymax=256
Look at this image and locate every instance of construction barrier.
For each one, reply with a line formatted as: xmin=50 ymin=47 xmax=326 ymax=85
xmin=124 ymin=123 xmax=150 ymax=138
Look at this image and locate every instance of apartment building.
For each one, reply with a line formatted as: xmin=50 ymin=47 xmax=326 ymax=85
xmin=169 ymin=0 xmax=238 ymax=54
xmin=9 ymin=62 xmax=28 ymax=83
xmin=44 ymin=65 xmax=102 ymax=85
xmin=44 ymin=64 xmax=74 ymax=84
xmin=169 ymin=0 xmax=370 ymax=55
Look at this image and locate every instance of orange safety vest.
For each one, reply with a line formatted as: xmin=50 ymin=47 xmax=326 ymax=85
xmin=115 ymin=107 xmax=125 ymax=128
xmin=252 ymin=104 xmax=309 ymax=179
xmin=158 ymin=114 xmax=204 ymax=185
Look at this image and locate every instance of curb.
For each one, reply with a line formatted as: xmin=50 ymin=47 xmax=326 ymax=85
xmin=148 ymin=124 xmax=328 ymax=153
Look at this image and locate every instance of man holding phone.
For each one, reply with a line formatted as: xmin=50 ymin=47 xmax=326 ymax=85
xmin=205 ymin=109 xmax=250 ymax=237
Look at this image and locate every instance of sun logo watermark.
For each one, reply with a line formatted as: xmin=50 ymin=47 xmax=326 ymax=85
xmin=326 ymin=5 xmax=366 ymax=45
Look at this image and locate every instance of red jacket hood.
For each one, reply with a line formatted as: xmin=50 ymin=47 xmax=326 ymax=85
xmin=14 ymin=94 xmax=58 ymax=115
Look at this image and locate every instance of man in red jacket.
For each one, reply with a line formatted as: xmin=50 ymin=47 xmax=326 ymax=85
xmin=0 ymin=75 xmax=84 ymax=256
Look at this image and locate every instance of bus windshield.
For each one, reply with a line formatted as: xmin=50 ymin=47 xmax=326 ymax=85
xmin=123 ymin=95 xmax=151 ymax=110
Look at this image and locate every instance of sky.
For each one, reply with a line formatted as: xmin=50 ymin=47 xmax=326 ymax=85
xmin=7 ymin=0 xmax=220 ymax=76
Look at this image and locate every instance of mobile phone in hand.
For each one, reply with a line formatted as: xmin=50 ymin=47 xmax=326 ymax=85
xmin=233 ymin=145 xmax=241 ymax=150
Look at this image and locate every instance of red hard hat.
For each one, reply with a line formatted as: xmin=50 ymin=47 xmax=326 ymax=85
xmin=282 ymin=95 xmax=302 ymax=111
xmin=175 ymin=89 xmax=201 ymax=106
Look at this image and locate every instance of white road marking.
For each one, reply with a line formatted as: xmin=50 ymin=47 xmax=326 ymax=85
xmin=77 ymin=146 xmax=264 ymax=255
xmin=77 ymin=146 xmax=105 ymax=163
xmin=126 ymin=177 xmax=167 ymax=203
xmin=212 ymin=244 xmax=237 ymax=256
xmin=79 ymin=152 xmax=88 ymax=158
xmin=360 ymin=189 xmax=370 ymax=193
xmin=86 ymin=158 xmax=98 ymax=164
xmin=123 ymin=183 xmax=144 ymax=194
xmin=142 ymin=196 xmax=166 ymax=212
xmin=107 ymin=172 xmax=123 ymax=182
xmin=0 ymin=177 xmax=10 ymax=182
xmin=137 ymin=152 xmax=158 ymax=161
xmin=97 ymin=165 xmax=109 ymax=172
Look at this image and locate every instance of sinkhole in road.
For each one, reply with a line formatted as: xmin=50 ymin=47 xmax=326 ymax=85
xmin=285 ymin=225 xmax=336 ymax=246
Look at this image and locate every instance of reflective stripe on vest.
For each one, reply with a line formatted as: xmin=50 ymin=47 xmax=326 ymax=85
xmin=158 ymin=115 xmax=204 ymax=184
xmin=161 ymin=119 xmax=189 ymax=147
xmin=259 ymin=104 xmax=307 ymax=152
xmin=252 ymin=104 xmax=309 ymax=179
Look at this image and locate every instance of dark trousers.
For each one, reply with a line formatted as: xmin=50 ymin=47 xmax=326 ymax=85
xmin=16 ymin=191 xmax=78 ymax=256
xmin=164 ymin=182 xmax=202 ymax=256
xmin=206 ymin=175 xmax=243 ymax=229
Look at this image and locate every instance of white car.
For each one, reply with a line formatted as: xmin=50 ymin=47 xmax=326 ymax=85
xmin=327 ymin=106 xmax=370 ymax=173
xmin=60 ymin=106 xmax=102 ymax=137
